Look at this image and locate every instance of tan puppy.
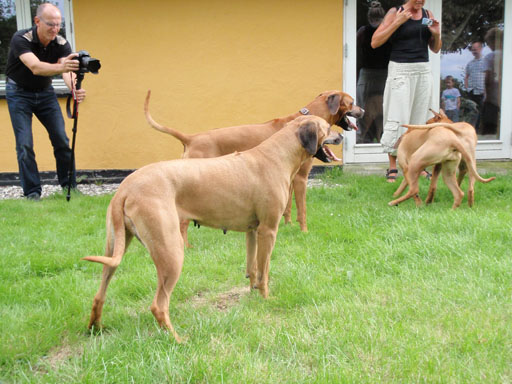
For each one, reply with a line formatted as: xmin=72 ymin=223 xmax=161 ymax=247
xmin=84 ymin=115 xmax=342 ymax=342
xmin=389 ymin=111 xmax=495 ymax=209
xmin=145 ymin=90 xmax=364 ymax=246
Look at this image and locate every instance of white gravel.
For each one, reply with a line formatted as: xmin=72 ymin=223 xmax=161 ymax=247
xmin=0 ymin=184 xmax=120 ymax=200
xmin=0 ymin=179 xmax=341 ymax=201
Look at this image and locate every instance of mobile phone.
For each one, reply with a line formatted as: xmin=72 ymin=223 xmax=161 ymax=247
xmin=422 ymin=18 xmax=433 ymax=26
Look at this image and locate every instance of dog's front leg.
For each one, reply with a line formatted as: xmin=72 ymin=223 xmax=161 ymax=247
xmin=283 ymin=189 xmax=293 ymax=225
xmin=245 ymin=230 xmax=258 ymax=289
xmin=293 ymin=159 xmax=313 ymax=232
xmin=254 ymin=225 xmax=278 ymax=298
xmin=180 ymin=219 xmax=192 ymax=248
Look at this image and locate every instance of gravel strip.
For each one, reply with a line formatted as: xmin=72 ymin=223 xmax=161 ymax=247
xmin=0 ymin=179 xmax=341 ymax=201
xmin=0 ymin=184 xmax=120 ymax=200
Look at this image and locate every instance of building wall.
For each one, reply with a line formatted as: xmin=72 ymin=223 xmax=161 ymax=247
xmin=0 ymin=0 xmax=343 ymax=172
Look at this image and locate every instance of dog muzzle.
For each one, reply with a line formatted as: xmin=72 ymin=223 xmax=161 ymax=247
xmin=314 ymin=133 xmax=343 ymax=163
xmin=335 ymin=108 xmax=364 ymax=131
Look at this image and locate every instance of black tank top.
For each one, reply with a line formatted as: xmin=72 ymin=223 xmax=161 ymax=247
xmin=389 ymin=7 xmax=432 ymax=63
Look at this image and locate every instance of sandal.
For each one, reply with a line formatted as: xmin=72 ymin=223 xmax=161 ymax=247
xmin=386 ymin=168 xmax=398 ymax=183
xmin=421 ymin=170 xmax=432 ymax=180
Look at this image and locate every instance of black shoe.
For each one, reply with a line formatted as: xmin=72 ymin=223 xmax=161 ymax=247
xmin=26 ymin=192 xmax=41 ymax=201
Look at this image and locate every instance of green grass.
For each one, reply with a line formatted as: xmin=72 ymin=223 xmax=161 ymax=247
xmin=1 ymin=170 xmax=511 ymax=383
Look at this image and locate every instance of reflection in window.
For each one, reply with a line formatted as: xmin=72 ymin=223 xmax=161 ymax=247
xmin=30 ymin=0 xmax=67 ymax=40
xmin=481 ymin=27 xmax=503 ymax=137
xmin=0 ymin=0 xmax=73 ymax=90
xmin=0 ymin=0 xmax=17 ymax=81
xmin=356 ymin=0 xmax=394 ymax=144
xmin=440 ymin=1 xmax=504 ymax=139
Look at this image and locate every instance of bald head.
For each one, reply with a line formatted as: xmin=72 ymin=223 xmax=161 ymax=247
xmin=36 ymin=3 xmax=61 ymax=18
xmin=35 ymin=3 xmax=62 ymax=46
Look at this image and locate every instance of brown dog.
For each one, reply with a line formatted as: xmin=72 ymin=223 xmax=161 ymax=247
xmin=389 ymin=110 xmax=495 ymax=209
xmin=84 ymin=115 xmax=342 ymax=342
xmin=145 ymin=90 xmax=364 ymax=246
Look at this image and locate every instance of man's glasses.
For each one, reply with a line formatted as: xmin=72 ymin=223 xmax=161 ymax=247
xmin=39 ymin=17 xmax=62 ymax=29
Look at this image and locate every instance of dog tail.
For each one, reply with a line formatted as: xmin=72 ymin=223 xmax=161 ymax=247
xmin=82 ymin=195 xmax=128 ymax=268
xmin=144 ymin=90 xmax=191 ymax=145
xmin=452 ymin=140 xmax=496 ymax=184
xmin=402 ymin=122 xmax=467 ymax=136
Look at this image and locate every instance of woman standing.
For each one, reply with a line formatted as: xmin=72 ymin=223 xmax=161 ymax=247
xmin=371 ymin=0 xmax=441 ymax=182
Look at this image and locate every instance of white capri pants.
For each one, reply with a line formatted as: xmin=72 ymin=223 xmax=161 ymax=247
xmin=380 ymin=61 xmax=434 ymax=155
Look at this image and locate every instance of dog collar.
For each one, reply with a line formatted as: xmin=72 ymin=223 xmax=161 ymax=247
xmin=299 ymin=108 xmax=310 ymax=115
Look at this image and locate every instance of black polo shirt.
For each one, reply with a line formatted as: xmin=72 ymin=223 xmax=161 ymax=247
xmin=6 ymin=26 xmax=71 ymax=91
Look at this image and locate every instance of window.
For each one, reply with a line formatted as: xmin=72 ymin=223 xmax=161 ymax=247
xmin=345 ymin=0 xmax=510 ymax=163
xmin=0 ymin=0 xmax=75 ymax=94
xmin=440 ymin=1 xmax=504 ymax=140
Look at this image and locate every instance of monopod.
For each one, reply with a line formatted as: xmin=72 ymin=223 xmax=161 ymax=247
xmin=66 ymin=72 xmax=84 ymax=202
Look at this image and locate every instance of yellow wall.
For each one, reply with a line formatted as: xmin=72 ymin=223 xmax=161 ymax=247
xmin=0 ymin=0 xmax=343 ymax=172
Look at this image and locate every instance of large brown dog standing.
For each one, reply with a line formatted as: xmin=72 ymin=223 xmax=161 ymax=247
xmin=145 ymin=90 xmax=364 ymax=246
xmin=389 ymin=110 xmax=495 ymax=209
xmin=84 ymin=115 xmax=342 ymax=342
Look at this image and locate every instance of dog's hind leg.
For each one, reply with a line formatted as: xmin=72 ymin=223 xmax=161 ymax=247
xmin=393 ymin=178 xmax=408 ymax=197
xmin=441 ymin=162 xmax=464 ymax=209
xmin=425 ymin=163 xmax=442 ymax=204
xmin=150 ymin=254 xmax=184 ymax=343
xmin=86 ymin=201 xmax=133 ymax=329
xmin=467 ymin=173 xmax=475 ymax=207
xmin=245 ymin=230 xmax=258 ymax=289
xmin=88 ymin=261 xmax=120 ymax=329
xmin=145 ymin=208 xmax=185 ymax=343
xmin=457 ymin=160 xmax=468 ymax=187
xmin=388 ymin=164 xmax=423 ymax=207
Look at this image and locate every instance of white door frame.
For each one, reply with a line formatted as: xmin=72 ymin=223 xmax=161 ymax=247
xmin=343 ymin=0 xmax=512 ymax=163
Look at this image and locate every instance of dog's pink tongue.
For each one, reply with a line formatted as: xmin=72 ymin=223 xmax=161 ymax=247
xmin=324 ymin=146 xmax=341 ymax=162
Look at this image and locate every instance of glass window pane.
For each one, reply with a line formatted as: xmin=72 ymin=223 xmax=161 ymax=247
xmin=30 ymin=0 xmax=66 ymax=40
xmin=0 ymin=0 xmax=18 ymax=81
xmin=355 ymin=0 xmax=394 ymax=144
xmin=440 ymin=0 xmax=504 ymax=140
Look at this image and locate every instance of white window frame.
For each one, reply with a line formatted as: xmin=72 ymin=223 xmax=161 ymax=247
xmin=0 ymin=0 xmax=75 ymax=94
xmin=342 ymin=0 xmax=512 ymax=162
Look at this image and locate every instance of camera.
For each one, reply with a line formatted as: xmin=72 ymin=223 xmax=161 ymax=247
xmin=421 ymin=17 xmax=433 ymax=27
xmin=76 ymin=50 xmax=101 ymax=74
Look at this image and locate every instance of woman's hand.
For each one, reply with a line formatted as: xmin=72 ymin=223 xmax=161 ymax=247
xmin=428 ymin=18 xmax=441 ymax=37
xmin=395 ymin=7 xmax=412 ymax=26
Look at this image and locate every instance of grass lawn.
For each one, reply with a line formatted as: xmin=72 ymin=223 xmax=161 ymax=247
xmin=0 ymin=168 xmax=511 ymax=383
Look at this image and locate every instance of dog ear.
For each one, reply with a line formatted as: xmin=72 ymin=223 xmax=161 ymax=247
xmin=327 ymin=94 xmax=341 ymax=115
xmin=297 ymin=121 xmax=319 ymax=155
xmin=429 ymin=108 xmax=442 ymax=119
xmin=439 ymin=109 xmax=448 ymax=118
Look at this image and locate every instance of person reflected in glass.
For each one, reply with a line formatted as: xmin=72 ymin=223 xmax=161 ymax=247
xmin=441 ymin=75 xmax=461 ymax=122
xmin=371 ymin=0 xmax=441 ymax=183
xmin=481 ymin=27 xmax=503 ymax=136
xmin=464 ymin=41 xmax=485 ymax=130
xmin=356 ymin=1 xmax=391 ymax=144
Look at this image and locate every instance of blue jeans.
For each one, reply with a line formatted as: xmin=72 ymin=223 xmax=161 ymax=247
xmin=6 ymin=82 xmax=76 ymax=196
xmin=445 ymin=109 xmax=459 ymax=123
